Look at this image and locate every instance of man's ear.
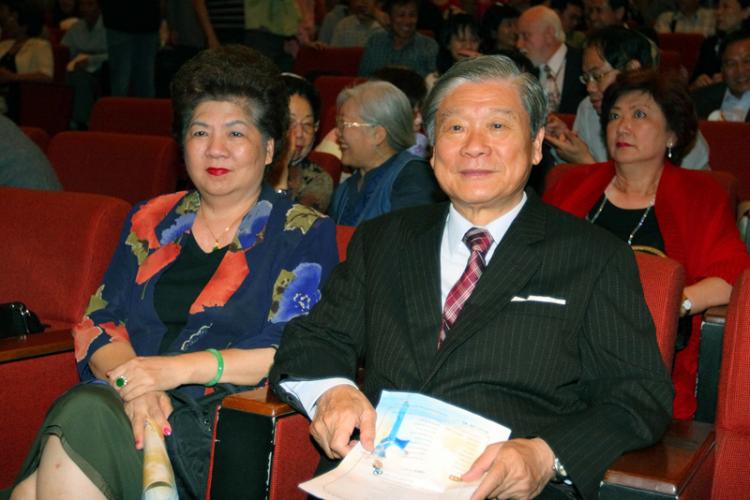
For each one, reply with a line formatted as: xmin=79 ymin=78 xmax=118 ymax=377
xmin=625 ymin=59 xmax=641 ymax=71
xmin=531 ymin=127 xmax=545 ymax=166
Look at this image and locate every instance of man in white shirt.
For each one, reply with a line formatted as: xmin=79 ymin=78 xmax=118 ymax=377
xmin=654 ymin=0 xmax=716 ymax=36
xmin=271 ymin=55 xmax=672 ymax=500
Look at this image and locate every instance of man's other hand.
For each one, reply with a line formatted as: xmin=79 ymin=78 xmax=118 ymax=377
xmin=463 ymin=437 xmax=556 ymax=500
xmin=310 ymin=384 xmax=376 ymax=459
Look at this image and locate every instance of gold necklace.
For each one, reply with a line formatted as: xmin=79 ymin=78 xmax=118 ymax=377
xmin=199 ymin=208 xmax=248 ymax=251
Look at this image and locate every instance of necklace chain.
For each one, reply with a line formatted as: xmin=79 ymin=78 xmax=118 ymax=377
xmin=199 ymin=208 xmax=247 ymax=251
xmin=587 ymin=194 xmax=655 ymax=246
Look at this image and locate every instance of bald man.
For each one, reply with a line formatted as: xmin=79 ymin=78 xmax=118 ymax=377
xmin=517 ymin=5 xmax=585 ymax=113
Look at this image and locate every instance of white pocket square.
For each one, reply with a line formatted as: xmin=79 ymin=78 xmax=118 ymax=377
xmin=511 ymin=295 xmax=566 ymax=305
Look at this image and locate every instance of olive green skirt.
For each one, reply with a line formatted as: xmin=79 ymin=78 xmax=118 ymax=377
xmin=7 ymin=383 xmax=144 ymax=500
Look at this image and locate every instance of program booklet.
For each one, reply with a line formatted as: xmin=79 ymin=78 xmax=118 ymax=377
xmin=300 ymin=391 xmax=511 ymax=499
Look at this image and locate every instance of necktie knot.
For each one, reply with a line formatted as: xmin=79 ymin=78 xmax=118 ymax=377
xmin=463 ymin=227 xmax=493 ymax=256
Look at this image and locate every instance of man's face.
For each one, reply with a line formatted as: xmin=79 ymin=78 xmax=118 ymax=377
xmin=350 ymin=0 xmax=371 ymax=21
xmin=516 ymin=13 xmax=553 ymax=65
xmin=723 ymin=39 xmax=750 ymax=97
xmin=587 ymin=0 xmax=618 ymax=29
xmin=78 ymin=0 xmax=100 ymax=25
xmin=389 ymin=2 xmax=418 ymax=41
xmin=560 ymin=4 xmax=583 ymax=33
xmin=716 ymin=0 xmax=747 ymax=33
xmin=430 ymin=80 xmax=544 ymax=224
xmin=677 ymin=0 xmax=699 ymax=15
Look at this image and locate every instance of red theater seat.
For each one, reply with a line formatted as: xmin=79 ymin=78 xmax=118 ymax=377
xmin=89 ymin=97 xmax=174 ymax=137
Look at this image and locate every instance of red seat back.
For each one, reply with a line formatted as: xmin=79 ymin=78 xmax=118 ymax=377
xmin=48 ymin=131 xmax=180 ymax=204
xmin=313 ymin=75 xmax=366 ymax=137
xmin=713 ymin=268 xmax=750 ymax=499
xmin=699 ymin=120 xmax=750 ymax=199
xmin=89 ymin=97 xmax=174 ymax=137
xmin=293 ymin=46 xmax=364 ymax=77
xmin=658 ymin=33 xmax=705 ymax=76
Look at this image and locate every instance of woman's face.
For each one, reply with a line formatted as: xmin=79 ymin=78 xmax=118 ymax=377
xmin=184 ymin=99 xmax=273 ymax=201
xmin=496 ymin=18 xmax=518 ymax=50
xmin=582 ymin=46 xmax=619 ymax=114
xmin=448 ymin=27 xmax=480 ymax=61
xmin=335 ymin=98 xmax=380 ymax=170
xmin=289 ymin=93 xmax=317 ymax=165
xmin=606 ymin=91 xmax=677 ymax=168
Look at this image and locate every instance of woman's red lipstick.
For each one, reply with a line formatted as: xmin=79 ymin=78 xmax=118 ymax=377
xmin=207 ymin=167 xmax=229 ymax=176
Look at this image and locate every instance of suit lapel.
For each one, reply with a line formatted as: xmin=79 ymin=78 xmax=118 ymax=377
xmin=422 ymin=194 xmax=547 ymax=385
xmin=399 ymin=204 xmax=448 ymax=379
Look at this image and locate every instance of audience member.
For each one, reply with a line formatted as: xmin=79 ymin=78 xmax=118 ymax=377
xmin=0 ymin=115 xmax=61 ymax=190
xmin=243 ymin=0 xmax=314 ymax=72
xmin=62 ymin=0 xmax=106 ymax=130
xmin=691 ymin=0 xmax=750 ymax=89
xmin=270 ymin=73 xmax=334 ymax=212
xmin=329 ymin=80 xmax=444 ymax=225
xmin=479 ymin=3 xmax=519 ymax=53
xmin=654 ymin=0 xmax=716 ymax=36
xmin=51 ymin=0 xmax=80 ymax=31
xmin=358 ymin=0 xmax=439 ymax=77
xmin=545 ymin=69 xmax=750 ymax=420
xmin=551 ymin=0 xmax=585 ymax=48
xmin=318 ymin=0 xmax=349 ymax=44
xmin=692 ymin=29 xmax=750 ymax=120
xmin=330 ymin=0 xmax=383 ymax=47
xmin=192 ymin=0 xmax=244 ymax=47
xmin=426 ymin=13 xmax=481 ymax=89
xmin=586 ymin=0 xmax=628 ymax=30
xmin=271 ymin=55 xmax=673 ymax=500
xmin=155 ymin=0 xmax=207 ymax=97
xmin=516 ymin=5 xmax=586 ymax=113
xmin=100 ymin=0 xmax=160 ymax=97
xmin=4 ymin=45 xmax=338 ymax=500
xmin=546 ymin=26 xmax=710 ymax=169
xmin=0 ymin=0 xmax=53 ymax=118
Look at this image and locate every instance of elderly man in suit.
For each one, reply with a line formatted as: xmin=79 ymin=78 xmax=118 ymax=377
xmin=271 ymin=55 xmax=672 ymax=500
xmin=516 ymin=5 xmax=586 ymax=114
xmin=692 ymin=29 xmax=750 ymax=121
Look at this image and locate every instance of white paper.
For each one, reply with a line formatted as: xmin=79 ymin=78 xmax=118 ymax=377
xmin=300 ymin=391 xmax=511 ymax=500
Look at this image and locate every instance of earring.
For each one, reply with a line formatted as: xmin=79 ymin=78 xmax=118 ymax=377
xmin=666 ymin=144 xmax=673 ymax=160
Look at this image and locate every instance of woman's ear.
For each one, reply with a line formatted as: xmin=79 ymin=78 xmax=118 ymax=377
xmin=625 ymin=59 xmax=641 ymax=71
xmin=371 ymin=125 xmax=388 ymax=146
xmin=264 ymin=138 xmax=275 ymax=165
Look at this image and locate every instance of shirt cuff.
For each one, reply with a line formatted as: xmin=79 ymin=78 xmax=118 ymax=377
xmin=279 ymin=377 xmax=358 ymax=419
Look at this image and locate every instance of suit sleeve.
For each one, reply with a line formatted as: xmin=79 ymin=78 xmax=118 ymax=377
xmin=535 ymin=242 xmax=674 ymax=499
xmin=389 ymin=160 xmax=446 ymax=211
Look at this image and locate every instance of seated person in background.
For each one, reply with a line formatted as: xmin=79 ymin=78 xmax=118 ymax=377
xmin=516 ymin=5 xmax=586 ymax=114
xmin=425 ymin=13 xmax=482 ymax=90
xmin=692 ymin=29 xmax=750 ymax=121
xmin=271 ymin=55 xmax=673 ymax=500
xmin=0 ymin=0 xmax=53 ymax=118
xmin=551 ymin=0 xmax=585 ymax=49
xmin=318 ymin=0 xmax=350 ymax=45
xmin=690 ymin=0 xmax=750 ymax=90
xmin=358 ymin=0 xmax=438 ymax=77
xmin=586 ymin=0 xmax=628 ymax=30
xmin=61 ymin=0 xmax=107 ymax=130
xmin=544 ymin=69 xmax=750 ymax=420
xmin=0 ymin=114 xmax=61 ymax=190
xmin=269 ymin=73 xmax=334 ymax=212
xmin=51 ymin=0 xmax=80 ymax=31
xmin=4 ymin=45 xmax=339 ymax=500
xmin=479 ymin=3 xmax=520 ymax=53
xmin=330 ymin=0 xmax=384 ymax=47
xmin=654 ymin=0 xmax=716 ymax=36
xmin=329 ymin=80 xmax=445 ymax=226
xmin=546 ymin=26 xmax=711 ymax=170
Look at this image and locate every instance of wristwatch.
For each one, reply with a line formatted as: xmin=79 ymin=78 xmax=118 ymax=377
xmin=680 ymin=294 xmax=693 ymax=317
xmin=552 ymin=456 xmax=569 ymax=482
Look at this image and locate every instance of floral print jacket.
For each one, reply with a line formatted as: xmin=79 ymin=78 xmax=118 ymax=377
xmin=73 ymin=185 xmax=339 ymax=388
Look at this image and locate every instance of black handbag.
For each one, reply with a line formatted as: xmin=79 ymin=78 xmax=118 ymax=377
xmin=0 ymin=302 xmax=46 ymax=338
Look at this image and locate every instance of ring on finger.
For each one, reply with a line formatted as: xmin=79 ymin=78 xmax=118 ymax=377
xmin=115 ymin=375 xmax=128 ymax=388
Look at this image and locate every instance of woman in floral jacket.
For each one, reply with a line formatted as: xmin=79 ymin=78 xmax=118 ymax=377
xmin=6 ymin=46 xmax=338 ymax=500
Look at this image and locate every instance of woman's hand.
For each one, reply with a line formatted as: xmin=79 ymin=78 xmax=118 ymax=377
xmin=108 ymin=356 xmax=186 ymax=402
xmin=545 ymin=127 xmax=596 ymax=165
xmin=123 ymin=390 xmax=174 ymax=449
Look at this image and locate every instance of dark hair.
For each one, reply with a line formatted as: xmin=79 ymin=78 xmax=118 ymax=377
xmin=720 ymin=28 xmax=750 ymax=59
xmin=550 ymin=0 xmax=584 ymax=12
xmin=170 ymin=45 xmax=289 ymax=162
xmin=2 ymin=0 xmax=45 ymax=37
xmin=383 ymin=0 xmax=418 ymax=13
xmin=495 ymin=48 xmax=534 ymax=73
xmin=435 ymin=13 xmax=480 ymax=75
xmin=282 ymin=73 xmax=320 ymax=123
xmin=371 ymin=65 xmax=427 ymax=109
xmin=479 ymin=4 xmax=520 ymax=53
xmin=52 ymin=0 xmax=80 ymax=24
xmin=600 ymin=69 xmax=697 ymax=164
xmin=585 ymin=26 xmax=655 ymax=70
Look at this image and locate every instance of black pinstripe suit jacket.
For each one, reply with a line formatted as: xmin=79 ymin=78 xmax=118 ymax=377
xmin=271 ymin=192 xmax=673 ymax=499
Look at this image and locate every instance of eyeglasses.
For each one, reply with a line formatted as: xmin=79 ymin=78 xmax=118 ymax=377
xmin=336 ymin=118 xmax=377 ymax=131
xmin=579 ymin=68 xmax=614 ymax=85
xmin=290 ymin=120 xmax=317 ymax=135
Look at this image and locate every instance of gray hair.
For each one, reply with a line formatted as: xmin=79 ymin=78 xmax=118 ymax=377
xmin=336 ymin=81 xmax=415 ymax=152
xmin=422 ymin=55 xmax=548 ymax=144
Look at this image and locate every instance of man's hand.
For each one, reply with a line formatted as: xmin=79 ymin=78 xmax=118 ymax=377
xmin=310 ymin=385 xmax=376 ymax=459
xmin=123 ymin=390 xmax=173 ymax=449
xmin=463 ymin=437 xmax=556 ymax=500
xmin=545 ymin=128 xmax=595 ymax=165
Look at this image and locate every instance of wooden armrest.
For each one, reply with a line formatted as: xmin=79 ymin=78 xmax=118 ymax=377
xmin=221 ymin=386 xmax=296 ymax=417
xmin=703 ymin=306 xmax=727 ymax=325
xmin=0 ymin=326 xmax=73 ymax=363
xmin=601 ymin=420 xmax=715 ymax=497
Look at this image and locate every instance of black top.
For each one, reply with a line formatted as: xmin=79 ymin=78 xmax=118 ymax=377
xmin=154 ymin=233 xmax=228 ymax=353
xmin=587 ymin=195 xmax=665 ymax=251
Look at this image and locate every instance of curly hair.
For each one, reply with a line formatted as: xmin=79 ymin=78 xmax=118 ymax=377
xmin=170 ymin=45 xmax=289 ymax=163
